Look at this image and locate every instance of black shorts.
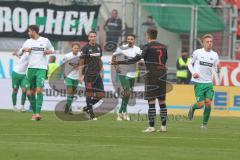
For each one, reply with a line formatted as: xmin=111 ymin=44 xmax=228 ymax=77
xmin=84 ymin=75 xmax=105 ymax=98
xmin=144 ymin=71 xmax=167 ymax=101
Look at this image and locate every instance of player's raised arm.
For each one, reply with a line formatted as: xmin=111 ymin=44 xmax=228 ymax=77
xmin=117 ymin=48 xmax=144 ymax=65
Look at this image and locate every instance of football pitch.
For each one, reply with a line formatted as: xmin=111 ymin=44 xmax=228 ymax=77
xmin=0 ymin=110 xmax=240 ymax=160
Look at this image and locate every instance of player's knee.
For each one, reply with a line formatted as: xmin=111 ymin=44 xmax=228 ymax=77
xmin=67 ymin=89 xmax=73 ymax=95
xmin=29 ymin=90 xmax=35 ymax=95
xmin=67 ymin=93 xmax=74 ymax=96
xmin=21 ymin=88 xmax=26 ymax=93
xmin=123 ymin=90 xmax=131 ymax=97
xmin=148 ymin=99 xmax=156 ymax=104
xmin=27 ymin=91 xmax=31 ymax=96
xmin=197 ymin=102 xmax=204 ymax=108
xmin=158 ymin=100 xmax=166 ymax=105
xmin=36 ymin=88 xmax=43 ymax=93
xmin=204 ymin=100 xmax=212 ymax=108
xmin=86 ymin=91 xmax=93 ymax=98
xmin=12 ymin=88 xmax=18 ymax=93
xmin=97 ymin=92 xmax=105 ymax=99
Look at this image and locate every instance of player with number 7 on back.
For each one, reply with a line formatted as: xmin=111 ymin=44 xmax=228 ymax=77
xmin=111 ymin=28 xmax=168 ymax=133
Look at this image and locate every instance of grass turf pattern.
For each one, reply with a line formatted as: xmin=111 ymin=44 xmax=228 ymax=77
xmin=0 ymin=110 xmax=240 ymax=160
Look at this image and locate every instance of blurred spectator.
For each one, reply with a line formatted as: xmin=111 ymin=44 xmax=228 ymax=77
xmin=224 ymin=0 xmax=240 ymax=7
xmin=104 ymin=9 xmax=122 ymax=44
xmin=237 ymin=10 xmax=240 ymax=39
xmin=47 ymin=55 xmax=59 ymax=80
xmin=206 ymin=0 xmax=221 ymax=6
xmin=237 ymin=20 xmax=240 ymax=39
xmin=176 ymin=50 xmax=191 ymax=84
xmin=142 ymin=16 xmax=156 ymax=29
xmin=141 ymin=16 xmax=156 ymax=45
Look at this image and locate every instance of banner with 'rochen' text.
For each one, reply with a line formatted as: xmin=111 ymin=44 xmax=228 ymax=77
xmin=0 ymin=1 xmax=100 ymax=41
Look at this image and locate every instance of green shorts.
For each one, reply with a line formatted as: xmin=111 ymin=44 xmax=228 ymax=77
xmin=27 ymin=68 xmax=47 ymax=89
xmin=118 ymin=75 xmax=135 ymax=91
xmin=194 ymin=82 xmax=214 ymax=102
xmin=12 ymin=71 xmax=29 ymax=89
xmin=65 ymin=77 xmax=79 ymax=89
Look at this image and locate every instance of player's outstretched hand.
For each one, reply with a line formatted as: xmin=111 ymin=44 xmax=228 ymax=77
xmin=44 ymin=49 xmax=53 ymax=55
xmin=12 ymin=51 xmax=17 ymax=56
xmin=22 ymin=48 xmax=31 ymax=53
xmin=109 ymin=60 xmax=118 ymax=65
xmin=193 ymin=73 xmax=199 ymax=79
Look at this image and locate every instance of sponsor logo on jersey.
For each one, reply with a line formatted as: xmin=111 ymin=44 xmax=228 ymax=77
xmin=199 ymin=61 xmax=213 ymax=67
xmin=31 ymin=47 xmax=44 ymax=51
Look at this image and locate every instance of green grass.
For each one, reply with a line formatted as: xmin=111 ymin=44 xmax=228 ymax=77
xmin=0 ymin=110 xmax=240 ymax=160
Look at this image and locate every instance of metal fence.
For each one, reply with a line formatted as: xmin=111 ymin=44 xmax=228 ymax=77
xmin=0 ymin=0 xmax=238 ymax=62
xmin=137 ymin=3 xmax=237 ymax=60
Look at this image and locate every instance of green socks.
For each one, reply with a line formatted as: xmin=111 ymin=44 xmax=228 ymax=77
xmin=193 ymin=102 xmax=211 ymax=125
xmin=30 ymin=95 xmax=36 ymax=114
xmin=119 ymin=96 xmax=129 ymax=113
xmin=192 ymin=102 xmax=204 ymax=110
xmin=203 ymin=106 xmax=211 ymax=125
xmin=12 ymin=91 xmax=28 ymax=106
xmin=21 ymin=92 xmax=27 ymax=105
xmin=12 ymin=92 xmax=17 ymax=106
xmin=36 ymin=93 xmax=43 ymax=114
xmin=30 ymin=93 xmax=43 ymax=114
xmin=192 ymin=103 xmax=199 ymax=110
xmin=67 ymin=95 xmax=73 ymax=109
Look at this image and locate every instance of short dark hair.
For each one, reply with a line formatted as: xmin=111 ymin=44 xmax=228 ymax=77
xmin=148 ymin=16 xmax=153 ymax=19
xmin=127 ymin=33 xmax=136 ymax=39
xmin=50 ymin=55 xmax=56 ymax=62
xmin=147 ymin=28 xmax=158 ymax=39
xmin=88 ymin=30 xmax=97 ymax=35
xmin=182 ymin=49 xmax=188 ymax=53
xmin=112 ymin=9 xmax=118 ymax=14
xmin=28 ymin=25 xmax=39 ymax=33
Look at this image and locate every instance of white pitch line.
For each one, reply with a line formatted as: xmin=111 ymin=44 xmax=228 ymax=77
xmin=0 ymin=141 xmax=122 ymax=147
xmin=0 ymin=133 xmax=226 ymax=141
xmin=0 ymin=140 xmax=236 ymax=152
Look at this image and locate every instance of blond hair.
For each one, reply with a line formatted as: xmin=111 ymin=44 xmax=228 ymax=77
xmin=71 ymin=42 xmax=80 ymax=48
xmin=202 ymin=34 xmax=213 ymax=42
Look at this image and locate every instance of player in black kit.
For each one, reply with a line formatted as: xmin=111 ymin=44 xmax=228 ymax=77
xmin=112 ymin=28 xmax=168 ymax=132
xmin=79 ymin=31 xmax=105 ymax=120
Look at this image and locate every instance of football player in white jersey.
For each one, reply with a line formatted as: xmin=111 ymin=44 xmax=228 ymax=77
xmin=188 ymin=34 xmax=221 ymax=129
xmin=111 ymin=34 xmax=141 ymax=121
xmin=11 ymin=51 xmax=30 ymax=112
xmin=21 ymin=25 xmax=54 ymax=121
xmin=63 ymin=42 xmax=81 ymax=114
